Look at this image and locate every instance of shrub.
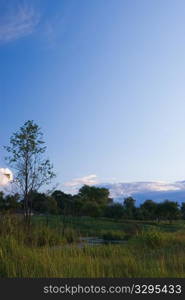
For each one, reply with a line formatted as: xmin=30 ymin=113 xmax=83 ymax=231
xmin=138 ymin=230 xmax=166 ymax=248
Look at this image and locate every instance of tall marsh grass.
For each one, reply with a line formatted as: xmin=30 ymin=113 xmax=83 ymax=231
xmin=0 ymin=214 xmax=78 ymax=247
xmin=1 ymin=236 xmax=185 ymax=277
xmin=0 ymin=215 xmax=185 ymax=277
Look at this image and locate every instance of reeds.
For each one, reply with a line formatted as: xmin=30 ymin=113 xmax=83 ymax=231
xmin=0 ymin=215 xmax=185 ymax=277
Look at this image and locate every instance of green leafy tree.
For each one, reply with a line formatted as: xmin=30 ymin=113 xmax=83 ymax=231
xmin=52 ymin=190 xmax=73 ymax=214
xmin=4 ymin=120 xmax=55 ymax=223
xmin=78 ymin=185 xmax=112 ymax=206
xmin=140 ymin=199 xmax=158 ymax=220
xmin=47 ymin=196 xmax=58 ymax=215
xmin=73 ymin=195 xmax=84 ymax=216
xmin=123 ymin=197 xmax=136 ymax=219
xmin=82 ymin=201 xmax=102 ymax=217
xmin=52 ymin=190 xmax=76 ymax=233
xmin=104 ymin=203 xmax=124 ymax=219
xmin=30 ymin=191 xmax=48 ymax=213
xmin=4 ymin=193 xmax=20 ymax=212
xmin=156 ymin=200 xmax=180 ymax=223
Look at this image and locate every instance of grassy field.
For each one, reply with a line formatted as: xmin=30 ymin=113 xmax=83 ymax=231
xmin=0 ymin=215 xmax=185 ymax=277
xmin=33 ymin=215 xmax=185 ymax=236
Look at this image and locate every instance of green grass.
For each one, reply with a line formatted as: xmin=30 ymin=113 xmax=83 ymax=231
xmin=1 ymin=233 xmax=185 ymax=277
xmin=1 ymin=215 xmax=185 ymax=277
xmin=33 ymin=215 xmax=144 ymax=238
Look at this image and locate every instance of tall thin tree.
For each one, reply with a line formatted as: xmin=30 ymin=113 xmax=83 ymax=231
xmin=5 ymin=120 xmax=55 ymax=223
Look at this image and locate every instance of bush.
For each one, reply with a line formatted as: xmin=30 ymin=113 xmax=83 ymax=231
xmin=138 ymin=230 xmax=166 ymax=248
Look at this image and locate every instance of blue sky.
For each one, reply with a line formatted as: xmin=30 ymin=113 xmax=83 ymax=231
xmin=1 ymin=0 xmax=185 ymax=192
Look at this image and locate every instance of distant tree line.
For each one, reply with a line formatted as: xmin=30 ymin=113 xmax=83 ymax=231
xmin=0 ymin=185 xmax=112 ymax=217
xmin=1 ymin=187 xmax=185 ymax=222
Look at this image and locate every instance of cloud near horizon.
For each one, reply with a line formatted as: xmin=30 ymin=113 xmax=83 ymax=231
xmin=101 ymin=181 xmax=185 ymax=199
xmin=0 ymin=3 xmax=40 ymax=44
xmin=62 ymin=176 xmax=185 ymax=197
xmin=64 ymin=174 xmax=98 ymax=188
xmin=0 ymin=168 xmax=13 ymax=186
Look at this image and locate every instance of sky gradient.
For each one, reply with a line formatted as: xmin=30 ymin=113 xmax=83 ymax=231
xmin=1 ymin=0 xmax=185 ymax=192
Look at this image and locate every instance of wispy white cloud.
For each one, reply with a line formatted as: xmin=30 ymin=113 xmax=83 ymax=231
xmin=0 ymin=168 xmax=13 ymax=186
xmin=0 ymin=3 xmax=40 ymax=44
xmin=64 ymin=174 xmax=98 ymax=188
xmin=62 ymin=174 xmax=99 ymax=195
